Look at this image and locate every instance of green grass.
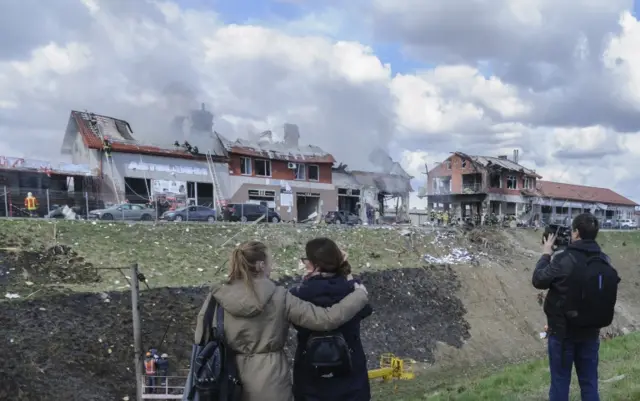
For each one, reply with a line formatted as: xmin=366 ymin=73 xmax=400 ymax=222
xmin=371 ymin=332 xmax=640 ymax=400
xmin=0 ymin=219 xmax=442 ymax=293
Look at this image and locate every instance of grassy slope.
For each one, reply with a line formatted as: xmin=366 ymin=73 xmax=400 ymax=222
xmin=0 ymin=219 xmax=441 ymax=294
xmin=372 ymin=332 xmax=640 ymax=401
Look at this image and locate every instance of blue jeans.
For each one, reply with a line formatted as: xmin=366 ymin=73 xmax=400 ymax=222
xmin=548 ymin=335 xmax=600 ymax=401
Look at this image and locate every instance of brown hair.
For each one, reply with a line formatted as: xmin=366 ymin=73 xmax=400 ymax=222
xmin=229 ymin=241 xmax=268 ymax=309
xmin=305 ymin=237 xmax=351 ymax=276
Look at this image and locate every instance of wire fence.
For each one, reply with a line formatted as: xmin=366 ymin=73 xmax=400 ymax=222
xmin=0 ymin=186 xmax=103 ymax=219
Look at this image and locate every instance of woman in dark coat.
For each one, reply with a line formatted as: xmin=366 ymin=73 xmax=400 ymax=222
xmin=290 ymin=237 xmax=373 ymax=401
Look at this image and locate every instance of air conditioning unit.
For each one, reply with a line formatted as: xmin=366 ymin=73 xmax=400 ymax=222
xmin=287 ymin=162 xmax=297 ymax=169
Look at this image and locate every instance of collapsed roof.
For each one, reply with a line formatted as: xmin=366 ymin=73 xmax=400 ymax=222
xmin=217 ymin=130 xmax=335 ymax=164
xmin=452 ymin=152 xmax=541 ymax=178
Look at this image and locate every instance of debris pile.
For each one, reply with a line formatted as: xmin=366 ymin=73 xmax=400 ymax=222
xmin=421 ymin=230 xmax=486 ymax=265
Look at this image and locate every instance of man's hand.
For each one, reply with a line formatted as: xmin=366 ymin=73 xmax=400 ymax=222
xmin=542 ymin=234 xmax=556 ymax=255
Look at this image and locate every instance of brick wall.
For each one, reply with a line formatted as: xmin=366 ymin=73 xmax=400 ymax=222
xmin=228 ymin=154 xmax=332 ymax=184
xmin=427 ymin=154 xmax=536 ymax=195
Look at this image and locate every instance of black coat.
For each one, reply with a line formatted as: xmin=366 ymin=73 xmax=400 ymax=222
xmin=290 ymin=275 xmax=372 ymax=401
xmin=532 ymin=239 xmax=607 ymax=339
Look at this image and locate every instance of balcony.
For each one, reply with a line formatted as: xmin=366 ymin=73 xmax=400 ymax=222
xmin=462 ymin=183 xmax=483 ymax=194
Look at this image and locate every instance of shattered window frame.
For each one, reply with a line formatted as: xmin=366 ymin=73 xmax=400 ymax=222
xmin=240 ymin=157 xmax=252 ymax=175
xmin=445 ymin=161 xmax=452 ymax=169
xmin=308 ymin=164 xmax=319 ymax=181
xmin=295 ymin=163 xmax=306 ymax=180
xmin=506 ymin=175 xmax=517 ymax=189
xmin=523 ymin=177 xmax=533 ymax=189
xmin=461 ymin=160 xmax=467 ymax=168
xmin=255 ymin=159 xmax=272 ymax=177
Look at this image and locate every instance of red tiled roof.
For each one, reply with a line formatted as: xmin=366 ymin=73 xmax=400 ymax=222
xmin=228 ymin=145 xmax=335 ymax=164
xmin=71 ymin=111 xmax=228 ymax=162
xmin=537 ymin=181 xmax=638 ymax=206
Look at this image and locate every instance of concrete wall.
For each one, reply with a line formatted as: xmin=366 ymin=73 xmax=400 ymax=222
xmin=227 ymin=181 xmax=337 ymax=221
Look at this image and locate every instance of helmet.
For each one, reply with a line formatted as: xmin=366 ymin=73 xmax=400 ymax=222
xmin=27 ymin=192 xmax=32 ymax=197
xmin=161 ymin=353 xmax=168 ymax=358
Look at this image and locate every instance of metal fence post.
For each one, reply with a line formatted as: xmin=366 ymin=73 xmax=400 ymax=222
xmin=3 ymin=186 xmax=7 ymax=218
xmin=186 ymin=205 xmax=189 ymax=222
xmin=46 ymin=189 xmax=50 ymax=213
xmin=85 ymin=192 xmax=89 ymax=219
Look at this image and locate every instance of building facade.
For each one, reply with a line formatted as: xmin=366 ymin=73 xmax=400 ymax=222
xmin=426 ymin=151 xmax=637 ymax=224
xmin=220 ymin=129 xmax=337 ymax=221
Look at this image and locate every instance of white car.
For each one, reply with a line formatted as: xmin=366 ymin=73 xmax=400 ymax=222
xmin=618 ymin=219 xmax=637 ymax=229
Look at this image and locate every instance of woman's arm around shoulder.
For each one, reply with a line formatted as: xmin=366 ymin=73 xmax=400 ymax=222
xmin=283 ymin=283 xmax=368 ymax=331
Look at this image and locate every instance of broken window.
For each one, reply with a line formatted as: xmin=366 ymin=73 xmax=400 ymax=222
xmin=295 ymin=164 xmax=306 ymax=180
xmin=461 ymin=160 xmax=467 ymax=168
xmin=240 ymin=157 xmax=252 ymax=175
xmin=445 ymin=161 xmax=452 ymax=169
xmin=523 ymin=177 xmax=534 ymax=189
xmin=489 ymin=173 xmax=502 ymax=188
xmin=308 ymin=165 xmax=319 ymax=181
xmin=255 ymin=159 xmax=271 ymax=177
xmin=507 ymin=175 xmax=517 ymax=189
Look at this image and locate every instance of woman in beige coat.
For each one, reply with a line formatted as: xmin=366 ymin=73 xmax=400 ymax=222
xmin=195 ymin=240 xmax=369 ymax=401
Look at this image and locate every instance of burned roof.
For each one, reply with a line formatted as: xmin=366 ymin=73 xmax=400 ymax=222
xmin=453 ymin=152 xmax=541 ymax=178
xmin=217 ymin=134 xmax=335 ymax=164
xmin=64 ymin=111 xmax=228 ymax=161
xmin=537 ymin=180 xmax=638 ymax=207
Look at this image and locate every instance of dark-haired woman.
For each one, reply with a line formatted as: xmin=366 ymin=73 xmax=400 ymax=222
xmin=290 ymin=237 xmax=372 ymax=401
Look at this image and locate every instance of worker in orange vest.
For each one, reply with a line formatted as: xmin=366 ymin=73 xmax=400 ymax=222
xmin=24 ymin=192 xmax=39 ymax=217
xmin=144 ymin=351 xmax=157 ymax=394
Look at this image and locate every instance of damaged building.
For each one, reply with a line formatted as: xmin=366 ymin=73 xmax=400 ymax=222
xmin=61 ymin=107 xmax=230 ymax=210
xmin=332 ymin=148 xmax=413 ymax=223
xmin=59 ymin=107 xmax=412 ymax=223
xmin=218 ymin=124 xmax=337 ymax=221
xmin=426 ymin=150 xmax=637 ymax=224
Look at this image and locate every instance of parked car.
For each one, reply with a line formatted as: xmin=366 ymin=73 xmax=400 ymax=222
xmin=161 ymin=206 xmax=217 ymax=223
xmin=222 ymin=203 xmax=280 ymax=223
xmin=618 ymin=219 xmax=637 ymax=229
xmin=89 ymin=203 xmax=154 ymax=221
xmin=324 ymin=210 xmax=362 ymax=225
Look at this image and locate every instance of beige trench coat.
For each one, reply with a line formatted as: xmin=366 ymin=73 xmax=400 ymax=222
xmin=194 ymin=278 xmax=368 ymax=401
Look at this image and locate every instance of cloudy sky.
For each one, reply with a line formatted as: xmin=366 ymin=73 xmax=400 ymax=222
xmin=1 ymin=0 xmax=640 ymax=207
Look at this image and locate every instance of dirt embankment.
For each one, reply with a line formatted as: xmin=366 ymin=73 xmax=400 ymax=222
xmin=1 ymin=266 xmax=470 ymax=401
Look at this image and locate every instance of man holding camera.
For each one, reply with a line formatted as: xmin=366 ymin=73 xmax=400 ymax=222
xmin=533 ymin=213 xmax=620 ymax=401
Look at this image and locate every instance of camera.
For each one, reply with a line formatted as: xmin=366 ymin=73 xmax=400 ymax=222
xmin=542 ymin=224 xmax=571 ymax=248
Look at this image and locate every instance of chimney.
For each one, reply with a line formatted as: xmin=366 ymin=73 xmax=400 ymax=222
xmin=283 ymin=123 xmax=300 ymax=147
xmin=513 ymin=149 xmax=519 ymax=164
xmin=498 ymin=155 xmax=508 ymax=160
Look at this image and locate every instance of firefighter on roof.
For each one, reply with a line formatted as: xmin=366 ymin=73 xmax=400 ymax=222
xmin=24 ymin=192 xmax=38 ymax=217
xmin=102 ymin=136 xmax=112 ymax=158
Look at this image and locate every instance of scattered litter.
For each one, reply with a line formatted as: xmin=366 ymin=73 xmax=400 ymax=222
xmin=601 ymin=374 xmax=625 ymax=383
xmin=423 ymin=248 xmax=475 ymax=265
xmin=4 ymin=293 xmax=20 ymax=299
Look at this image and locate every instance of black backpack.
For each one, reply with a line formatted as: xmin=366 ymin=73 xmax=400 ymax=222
xmin=303 ymin=331 xmax=353 ymax=378
xmin=185 ymin=302 xmax=242 ymax=401
xmin=566 ymin=252 xmax=620 ymax=329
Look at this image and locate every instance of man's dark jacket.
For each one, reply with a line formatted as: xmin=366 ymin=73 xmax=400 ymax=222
xmin=532 ymin=239 xmax=608 ymax=339
xmin=290 ymin=275 xmax=373 ymax=401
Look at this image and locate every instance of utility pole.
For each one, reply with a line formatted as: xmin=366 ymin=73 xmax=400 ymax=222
xmin=131 ymin=263 xmax=143 ymax=401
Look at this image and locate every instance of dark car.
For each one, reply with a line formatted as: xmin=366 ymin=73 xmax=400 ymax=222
xmin=222 ymin=203 xmax=280 ymax=223
xmin=161 ymin=205 xmax=217 ymax=223
xmin=324 ymin=210 xmax=362 ymax=225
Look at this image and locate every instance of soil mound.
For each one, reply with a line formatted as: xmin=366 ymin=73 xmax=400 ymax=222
xmin=1 ymin=245 xmax=99 ymax=293
xmin=0 ymin=268 xmax=469 ymax=400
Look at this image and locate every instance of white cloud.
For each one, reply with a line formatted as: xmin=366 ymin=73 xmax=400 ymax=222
xmin=0 ymin=0 xmax=639 ymax=204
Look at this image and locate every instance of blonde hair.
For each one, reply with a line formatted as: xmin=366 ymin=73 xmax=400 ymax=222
xmin=228 ymin=241 xmax=268 ymax=309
